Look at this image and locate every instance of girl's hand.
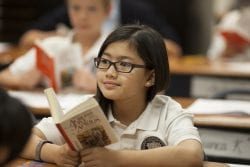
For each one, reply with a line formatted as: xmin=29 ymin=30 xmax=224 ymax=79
xmin=80 ymin=147 xmax=121 ymax=167
xmin=54 ymin=144 xmax=80 ymax=167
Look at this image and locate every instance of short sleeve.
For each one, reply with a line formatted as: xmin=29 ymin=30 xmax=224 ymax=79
xmin=163 ymin=98 xmax=201 ymax=146
xmin=35 ymin=117 xmax=65 ymax=145
xmin=166 ymin=112 xmax=201 ymax=146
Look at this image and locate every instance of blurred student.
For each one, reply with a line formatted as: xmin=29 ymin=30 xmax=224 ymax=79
xmin=20 ymin=24 xmax=203 ymax=166
xmin=0 ymin=88 xmax=33 ymax=166
xmin=19 ymin=0 xmax=182 ymax=58
xmin=208 ymin=4 xmax=250 ymax=61
xmin=0 ymin=0 xmax=111 ymax=92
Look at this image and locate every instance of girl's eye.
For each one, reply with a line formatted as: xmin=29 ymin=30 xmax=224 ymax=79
xmin=87 ymin=6 xmax=97 ymax=12
xmin=119 ymin=61 xmax=132 ymax=67
xmin=70 ymin=5 xmax=81 ymax=12
xmin=100 ymin=59 xmax=109 ymax=64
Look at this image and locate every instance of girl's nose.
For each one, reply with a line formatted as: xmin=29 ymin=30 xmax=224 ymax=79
xmin=105 ymin=64 xmax=118 ymax=77
xmin=79 ymin=10 xmax=88 ymax=19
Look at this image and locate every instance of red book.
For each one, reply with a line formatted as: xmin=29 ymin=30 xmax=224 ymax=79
xmin=220 ymin=31 xmax=250 ymax=46
xmin=35 ymin=44 xmax=58 ymax=91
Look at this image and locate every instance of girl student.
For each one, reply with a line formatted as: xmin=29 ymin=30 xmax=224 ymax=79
xmin=21 ymin=24 xmax=203 ymax=167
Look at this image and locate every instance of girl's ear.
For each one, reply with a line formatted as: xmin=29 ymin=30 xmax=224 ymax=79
xmin=145 ymin=70 xmax=155 ymax=87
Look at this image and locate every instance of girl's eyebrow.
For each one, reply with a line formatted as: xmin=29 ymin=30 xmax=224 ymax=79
xmin=102 ymin=52 xmax=112 ymax=57
xmin=102 ymin=52 xmax=134 ymax=61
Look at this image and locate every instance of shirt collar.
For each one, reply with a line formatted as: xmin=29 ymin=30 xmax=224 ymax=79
xmin=135 ymin=98 xmax=162 ymax=131
xmin=107 ymin=95 xmax=164 ymax=131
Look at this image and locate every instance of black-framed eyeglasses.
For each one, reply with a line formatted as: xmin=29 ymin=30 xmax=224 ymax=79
xmin=94 ymin=57 xmax=146 ymax=73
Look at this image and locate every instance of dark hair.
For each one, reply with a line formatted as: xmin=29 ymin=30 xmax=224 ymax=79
xmin=0 ymin=88 xmax=33 ymax=165
xmin=95 ymin=24 xmax=170 ymax=114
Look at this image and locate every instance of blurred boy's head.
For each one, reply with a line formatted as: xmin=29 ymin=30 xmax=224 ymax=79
xmin=67 ymin=0 xmax=111 ymax=37
xmin=0 ymin=88 xmax=33 ymax=165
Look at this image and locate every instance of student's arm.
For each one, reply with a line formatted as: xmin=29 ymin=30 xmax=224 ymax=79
xmin=21 ymin=128 xmax=80 ymax=166
xmin=19 ymin=30 xmax=58 ymax=48
xmin=72 ymin=68 xmax=97 ymax=93
xmin=80 ymin=139 xmax=203 ymax=167
xmin=0 ymin=68 xmax=42 ymax=89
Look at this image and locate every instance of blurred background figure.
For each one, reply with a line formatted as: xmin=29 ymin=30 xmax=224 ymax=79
xmin=18 ymin=0 xmax=183 ymax=58
xmin=0 ymin=0 xmax=223 ymax=55
xmin=0 ymin=0 xmax=111 ymax=92
xmin=0 ymin=0 xmax=216 ymax=57
xmin=208 ymin=0 xmax=250 ymax=61
xmin=0 ymin=87 xmax=33 ymax=166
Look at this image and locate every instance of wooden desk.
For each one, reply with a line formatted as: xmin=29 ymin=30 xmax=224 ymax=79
xmin=7 ymin=158 xmax=56 ymax=167
xmin=168 ymin=56 xmax=250 ymax=97
xmin=29 ymin=96 xmax=250 ymax=129
xmin=169 ymin=56 xmax=250 ymax=77
xmin=174 ymin=97 xmax=250 ymax=164
xmin=8 ymin=158 xmax=229 ymax=167
xmin=174 ymin=97 xmax=250 ymax=129
xmin=8 ymin=89 xmax=250 ymax=129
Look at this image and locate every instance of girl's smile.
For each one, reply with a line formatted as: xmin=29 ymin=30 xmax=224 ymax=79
xmin=102 ymin=80 xmax=121 ymax=90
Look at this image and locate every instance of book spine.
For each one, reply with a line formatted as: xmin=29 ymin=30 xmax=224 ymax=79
xmin=56 ymin=124 xmax=76 ymax=151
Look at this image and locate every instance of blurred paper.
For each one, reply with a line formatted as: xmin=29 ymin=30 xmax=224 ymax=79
xmin=8 ymin=90 xmax=89 ymax=111
xmin=186 ymin=98 xmax=250 ymax=115
xmin=228 ymin=164 xmax=250 ymax=167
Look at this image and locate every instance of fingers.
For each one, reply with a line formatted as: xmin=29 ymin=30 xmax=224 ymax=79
xmin=62 ymin=158 xmax=80 ymax=166
xmin=56 ymin=144 xmax=80 ymax=167
xmin=80 ymin=148 xmax=93 ymax=156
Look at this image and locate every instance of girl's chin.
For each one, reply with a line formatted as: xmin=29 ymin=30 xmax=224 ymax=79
xmin=102 ymin=91 xmax=119 ymax=100
xmin=75 ymin=30 xmax=92 ymax=36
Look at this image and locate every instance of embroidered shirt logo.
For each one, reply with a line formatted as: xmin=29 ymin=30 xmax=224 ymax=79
xmin=141 ymin=136 xmax=166 ymax=150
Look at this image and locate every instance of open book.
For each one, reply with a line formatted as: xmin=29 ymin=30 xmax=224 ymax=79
xmin=35 ymin=40 xmax=82 ymax=91
xmin=44 ymin=88 xmax=118 ymax=151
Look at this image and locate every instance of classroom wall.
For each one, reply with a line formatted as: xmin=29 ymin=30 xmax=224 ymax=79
xmin=0 ymin=0 xmax=61 ymax=43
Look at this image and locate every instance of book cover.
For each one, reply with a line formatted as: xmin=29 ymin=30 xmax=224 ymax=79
xmin=220 ymin=31 xmax=250 ymax=46
xmin=35 ymin=43 xmax=59 ymax=91
xmin=44 ymin=88 xmax=118 ymax=151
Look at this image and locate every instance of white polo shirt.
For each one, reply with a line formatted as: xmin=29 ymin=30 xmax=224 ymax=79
xmin=107 ymin=95 xmax=200 ymax=150
xmin=36 ymin=95 xmax=201 ymax=150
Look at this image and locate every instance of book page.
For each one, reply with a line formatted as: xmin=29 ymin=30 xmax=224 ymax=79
xmin=54 ymin=45 xmax=82 ymax=88
xmin=44 ymin=88 xmax=63 ymax=122
xmin=186 ymin=98 xmax=250 ymax=115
